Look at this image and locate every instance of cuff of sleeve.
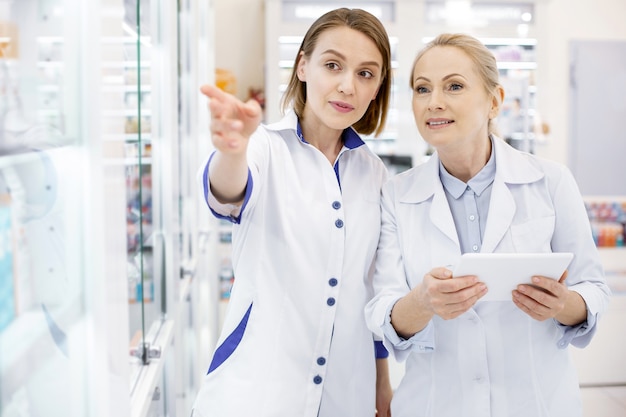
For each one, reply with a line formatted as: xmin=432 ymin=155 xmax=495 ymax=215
xmin=374 ymin=340 xmax=389 ymax=359
xmin=202 ymin=153 xmax=253 ymax=223
xmin=382 ymin=303 xmax=435 ymax=354
xmin=555 ymin=309 xmax=597 ymax=349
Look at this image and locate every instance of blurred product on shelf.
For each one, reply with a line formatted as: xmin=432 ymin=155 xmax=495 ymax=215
xmin=0 ymin=20 xmax=19 ymax=59
xmin=585 ymin=199 xmax=626 ymax=247
xmin=247 ymin=87 xmax=265 ymax=110
xmin=215 ymin=68 xmax=237 ymax=95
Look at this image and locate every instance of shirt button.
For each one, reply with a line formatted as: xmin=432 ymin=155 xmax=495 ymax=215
xmin=313 ymin=375 xmax=323 ymax=384
xmin=328 ymin=278 xmax=338 ymax=287
xmin=317 ymin=357 xmax=326 ymax=365
xmin=335 ymin=219 xmax=344 ymax=228
xmin=472 ymin=244 xmax=479 ymax=252
xmin=332 ymin=201 xmax=341 ymax=209
xmin=327 ymin=297 xmax=336 ymax=306
xmin=469 ymin=214 xmax=476 ymax=221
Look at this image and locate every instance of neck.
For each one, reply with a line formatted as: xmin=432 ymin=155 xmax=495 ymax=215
xmin=439 ymin=137 xmax=491 ymax=183
xmin=299 ymin=118 xmax=344 ymax=165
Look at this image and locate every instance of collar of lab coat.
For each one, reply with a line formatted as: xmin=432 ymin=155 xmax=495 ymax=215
xmin=265 ymin=109 xmax=365 ymax=149
xmin=399 ymin=136 xmax=545 ymax=205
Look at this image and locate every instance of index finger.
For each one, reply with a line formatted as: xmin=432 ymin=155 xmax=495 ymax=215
xmin=528 ymin=274 xmax=562 ymax=294
xmin=200 ymin=84 xmax=229 ymax=101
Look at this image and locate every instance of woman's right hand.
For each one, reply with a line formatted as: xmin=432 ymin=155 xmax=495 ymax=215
xmin=391 ymin=267 xmax=487 ymax=339
xmin=200 ymin=84 xmax=263 ymax=155
xmin=415 ymin=267 xmax=487 ymax=320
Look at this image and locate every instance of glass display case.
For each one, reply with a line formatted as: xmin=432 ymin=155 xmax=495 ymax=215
xmin=0 ymin=0 xmax=217 ymax=416
xmin=0 ymin=1 xmax=101 ymax=415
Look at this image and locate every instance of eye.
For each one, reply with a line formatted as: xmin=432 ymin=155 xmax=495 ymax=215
xmin=359 ymin=70 xmax=375 ymax=79
xmin=449 ymin=83 xmax=463 ymax=91
xmin=414 ymin=85 xmax=430 ymax=94
xmin=325 ymin=62 xmax=340 ymax=71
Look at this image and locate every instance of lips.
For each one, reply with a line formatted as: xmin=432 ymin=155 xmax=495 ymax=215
xmin=330 ymin=101 xmax=355 ymax=113
xmin=427 ymin=119 xmax=453 ymax=127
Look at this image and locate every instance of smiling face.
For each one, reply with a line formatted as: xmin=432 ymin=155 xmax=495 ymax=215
xmin=296 ymin=26 xmax=383 ymax=138
xmin=411 ymin=45 xmax=500 ymax=154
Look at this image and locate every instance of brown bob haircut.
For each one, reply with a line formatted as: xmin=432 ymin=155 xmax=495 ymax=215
xmin=280 ymin=8 xmax=392 ymax=137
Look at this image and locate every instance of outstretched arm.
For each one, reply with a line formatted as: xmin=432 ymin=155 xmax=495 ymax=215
xmin=200 ymin=84 xmax=263 ymax=204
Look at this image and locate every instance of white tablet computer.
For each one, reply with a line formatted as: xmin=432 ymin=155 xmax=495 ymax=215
xmin=452 ymin=252 xmax=574 ymax=302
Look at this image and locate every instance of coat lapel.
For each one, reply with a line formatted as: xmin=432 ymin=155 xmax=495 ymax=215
xmin=481 ymin=179 xmax=515 ymax=253
xmin=481 ymin=138 xmax=545 ymax=253
xmin=399 ymin=154 xmax=460 ymax=247
xmin=430 ymin=182 xmax=460 ymax=247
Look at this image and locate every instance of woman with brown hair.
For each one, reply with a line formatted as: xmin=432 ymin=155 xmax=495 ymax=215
xmin=192 ymin=8 xmax=394 ymax=417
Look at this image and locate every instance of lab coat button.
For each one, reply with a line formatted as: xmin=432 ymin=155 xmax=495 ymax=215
xmin=313 ymin=375 xmax=323 ymax=384
xmin=328 ymin=278 xmax=338 ymax=287
xmin=317 ymin=357 xmax=326 ymax=365
xmin=332 ymin=201 xmax=341 ymax=209
xmin=327 ymin=297 xmax=336 ymax=306
xmin=335 ymin=219 xmax=344 ymax=228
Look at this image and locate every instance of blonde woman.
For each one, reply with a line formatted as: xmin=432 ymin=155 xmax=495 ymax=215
xmin=366 ymin=33 xmax=610 ymax=417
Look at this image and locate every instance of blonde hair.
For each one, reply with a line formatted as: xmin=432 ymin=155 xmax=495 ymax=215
xmin=410 ymin=33 xmax=504 ymax=135
xmin=280 ymin=8 xmax=392 ymax=136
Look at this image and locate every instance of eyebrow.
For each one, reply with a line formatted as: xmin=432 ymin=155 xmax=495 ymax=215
xmin=414 ymin=73 xmax=465 ymax=83
xmin=321 ymin=48 xmax=381 ymax=68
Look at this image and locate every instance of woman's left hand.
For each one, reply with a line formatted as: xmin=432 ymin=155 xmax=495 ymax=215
xmin=375 ymin=382 xmax=393 ymax=417
xmin=512 ymin=271 xmax=569 ymax=321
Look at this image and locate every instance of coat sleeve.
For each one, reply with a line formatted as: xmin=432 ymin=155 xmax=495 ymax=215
xmin=364 ymin=179 xmax=436 ymax=361
xmin=548 ymin=163 xmax=611 ymax=348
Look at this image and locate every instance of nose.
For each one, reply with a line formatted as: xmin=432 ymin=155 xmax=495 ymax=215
xmin=337 ymin=73 xmax=355 ymax=95
xmin=428 ymin=90 xmax=444 ymax=111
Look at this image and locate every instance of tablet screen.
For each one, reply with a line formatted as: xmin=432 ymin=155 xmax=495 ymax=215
xmin=452 ymin=252 xmax=574 ymax=302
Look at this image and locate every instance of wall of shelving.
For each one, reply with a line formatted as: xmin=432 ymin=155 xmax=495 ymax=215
xmin=0 ymin=1 xmax=217 ymax=417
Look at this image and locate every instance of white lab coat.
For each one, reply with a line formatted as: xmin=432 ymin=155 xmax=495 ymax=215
xmin=365 ymin=136 xmax=611 ymax=417
xmin=193 ymin=110 xmax=388 ymax=417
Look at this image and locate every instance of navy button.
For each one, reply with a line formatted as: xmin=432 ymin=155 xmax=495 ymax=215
xmin=327 ymin=297 xmax=336 ymax=306
xmin=317 ymin=357 xmax=326 ymax=365
xmin=335 ymin=219 xmax=344 ymax=228
xmin=332 ymin=201 xmax=341 ymax=209
xmin=313 ymin=375 xmax=323 ymax=384
xmin=328 ymin=278 xmax=338 ymax=287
